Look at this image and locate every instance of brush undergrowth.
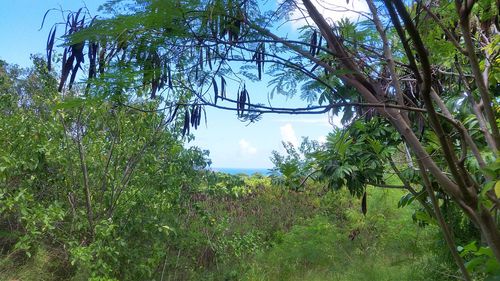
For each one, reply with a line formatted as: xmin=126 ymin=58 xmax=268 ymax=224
xmin=1 ymin=176 xmax=457 ymax=281
xmin=242 ymin=187 xmax=450 ymax=281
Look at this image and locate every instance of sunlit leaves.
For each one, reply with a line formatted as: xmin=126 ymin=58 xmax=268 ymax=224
xmin=312 ymin=118 xmax=399 ymax=196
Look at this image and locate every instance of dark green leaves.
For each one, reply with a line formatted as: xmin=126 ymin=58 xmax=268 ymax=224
xmin=398 ymin=191 xmax=427 ymax=208
xmin=313 ymin=118 xmax=398 ymax=197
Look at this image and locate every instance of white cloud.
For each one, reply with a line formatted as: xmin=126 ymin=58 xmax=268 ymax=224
xmin=317 ymin=135 xmax=327 ymax=144
xmin=280 ymin=123 xmax=299 ymax=146
xmin=288 ymin=0 xmax=370 ymax=28
xmin=239 ymin=139 xmax=257 ymax=156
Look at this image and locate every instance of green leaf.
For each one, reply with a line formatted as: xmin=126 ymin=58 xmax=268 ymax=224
xmin=459 ymin=241 xmax=478 ymax=256
xmin=414 ymin=210 xmax=437 ymax=226
xmin=368 ymin=138 xmax=382 ymax=154
xmin=53 ymin=97 xmax=86 ymax=110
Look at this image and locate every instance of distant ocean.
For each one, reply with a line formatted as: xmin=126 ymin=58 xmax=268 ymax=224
xmin=212 ymin=167 xmax=271 ymax=175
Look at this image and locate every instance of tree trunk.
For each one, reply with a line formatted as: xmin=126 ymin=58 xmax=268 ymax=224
xmin=477 ymin=207 xmax=500 ymax=262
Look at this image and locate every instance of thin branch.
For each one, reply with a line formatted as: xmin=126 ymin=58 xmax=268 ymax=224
xmin=392 ymin=0 xmax=473 ymax=201
xmin=456 ymin=0 xmax=500 ymax=152
xmin=416 ymin=158 xmax=472 ymax=281
xmin=76 ymin=108 xmax=94 ymax=240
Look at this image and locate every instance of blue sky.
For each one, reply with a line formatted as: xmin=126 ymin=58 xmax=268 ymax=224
xmin=0 ymin=1 xmax=101 ymax=66
xmin=0 ymin=0 xmax=369 ymax=168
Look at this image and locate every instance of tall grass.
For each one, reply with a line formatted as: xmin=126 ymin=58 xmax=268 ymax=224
xmin=242 ymin=187 xmax=453 ymax=281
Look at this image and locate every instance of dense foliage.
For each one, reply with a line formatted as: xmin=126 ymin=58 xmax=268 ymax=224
xmin=0 ymin=63 xmax=458 ymax=278
xmin=0 ymin=60 xmax=497 ymax=280
xmin=46 ymin=0 xmax=500 ymax=257
xmin=1 ymin=0 xmax=499 ymax=280
xmin=0 ymin=59 xmax=211 ymax=279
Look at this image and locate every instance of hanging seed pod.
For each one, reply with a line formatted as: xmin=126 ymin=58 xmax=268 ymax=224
xmin=46 ymin=26 xmax=57 ymax=71
xmin=190 ymin=105 xmax=197 ymax=127
xmin=257 ymin=60 xmax=262 ymax=80
xmin=239 ymin=86 xmax=247 ymax=116
xmin=152 ymin=52 xmax=161 ymax=98
xmin=182 ymin=109 xmax=190 ymax=136
xmin=361 ymin=191 xmax=367 ymax=216
xmin=58 ymin=54 xmax=74 ymax=92
xmin=261 ymin=44 xmax=265 ymax=69
xmin=256 ymin=50 xmax=262 ymax=80
xmin=207 ymin=47 xmax=212 ymax=70
xmin=59 ymin=48 xmax=67 ymax=85
xmin=221 ymin=76 xmax=226 ymax=98
xmin=195 ymin=105 xmax=200 ymax=128
xmin=243 ymin=87 xmax=248 ymax=105
xmin=236 ymin=86 xmax=241 ymax=116
xmin=199 ymin=47 xmax=203 ymax=71
xmin=198 ymin=105 xmax=201 ymax=126
xmin=251 ymin=44 xmax=259 ymax=62
xmin=213 ymin=77 xmax=218 ymax=104
xmin=167 ymin=104 xmax=180 ymax=124
xmin=254 ymin=43 xmax=265 ymax=80
xmin=310 ymin=31 xmax=317 ymax=56
xmin=202 ymin=106 xmax=208 ymax=127
xmin=62 ymin=48 xmax=68 ymax=70
xmin=245 ymin=87 xmax=250 ymax=107
xmin=151 ymin=80 xmax=158 ymax=99
xmin=195 ymin=105 xmax=202 ymax=129
xmin=72 ymin=41 xmax=85 ymax=65
xmin=168 ymin=64 xmax=173 ymax=89
xmin=219 ymin=15 xmax=226 ymax=38
xmin=231 ymin=7 xmax=243 ymax=43
xmin=233 ymin=19 xmax=240 ymax=42
xmin=68 ymin=44 xmax=85 ymax=90
xmin=88 ymin=42 xmax=98 ymax=79
xmin=240 ymin=91 xmax=246 ymax=115
xmin=191 ymin=106 xmax=196 ymax=128
xmin=316 ymin=36 xmax=322 ymax=56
